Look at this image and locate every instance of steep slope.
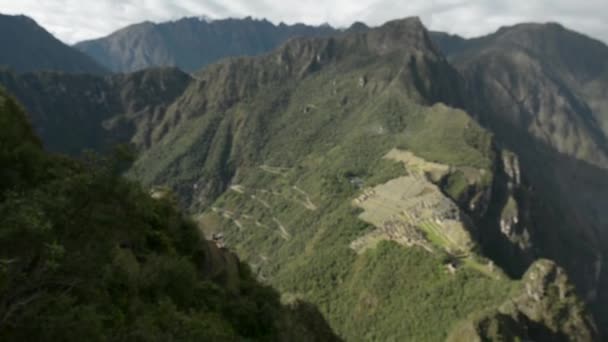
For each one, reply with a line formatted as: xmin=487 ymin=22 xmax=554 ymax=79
xmin=0 ymin=14 xmax=106 ymax=74
xmin=75 ymin=17 xmax=337 ymax=73
xmin=429 ymin=31 xmax=469 ymax=56
xmin=131 ymin=17 xmax=467 ymax=208
xmin=448 ymin=260 xmax=598 ymax=341
xmin=0 ymin=67 xmax=193 ymax=154
xmin=432 ymin=23 xmax=608 ymax=166
xmin=432 ymin=24 xmax=608 ymax=331
xmin=0 ymin=17 xmax=601 ymax=340
xmin=0 ymin=89 xmax=339 ymax=341
xmin=125 ymin=18 xmax=597 ymax=340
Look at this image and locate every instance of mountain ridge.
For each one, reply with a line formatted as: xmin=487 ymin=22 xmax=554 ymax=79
xmin=0 ymin=87 xmax=342 ymax=341
xmin=124 ymin=18 xmax=600 ymax=340
xmin=432 ymin=22 xmax=608 ymax=331
xmin=0 ymin=14 xmax=106 ymax=74
xmin=75 ymin=16 xmax=339 ymax=73
xmin=1 ymin=15 xmax=606 ymax=340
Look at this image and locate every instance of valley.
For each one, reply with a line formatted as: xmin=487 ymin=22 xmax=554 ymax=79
xmin=0 ymin=10 xmax=606 ymax=341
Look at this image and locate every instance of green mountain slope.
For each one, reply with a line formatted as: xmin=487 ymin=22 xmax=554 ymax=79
xmin=0 ymin=14 xmax=106 ymax=74
xmin=448 ymin=260 xmax=597 ymax=342
xmin=75 ymin=17 xmax=337 ymax=73
xmin=126 ymin=18 xmax=598 ymax=340
xmin=0 ymin=17 xmax=603 ymax=340
xmin=0 ymin=89 xmax=340 ymax=341
xmin=0 ymin=67 xmax=192 ymax=154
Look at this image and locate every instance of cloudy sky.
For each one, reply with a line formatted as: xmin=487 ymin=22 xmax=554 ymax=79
xmin=0 ymin=0 xmax=606 ymax=44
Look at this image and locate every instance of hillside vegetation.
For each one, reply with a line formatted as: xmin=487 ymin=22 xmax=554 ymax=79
xmin=0 ymin=15 xmax=604 ymax=341
xmin=0 ymin=89 xmax=339 ymax=341
xmin=432 ymin=23 xmax=608 ymax=330
xmin=129 ymin=18 xmax=597 ymax=340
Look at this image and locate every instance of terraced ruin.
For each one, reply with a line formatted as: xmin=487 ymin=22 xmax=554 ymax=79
xmin=351 ymin=149 xmax=498 ymax=277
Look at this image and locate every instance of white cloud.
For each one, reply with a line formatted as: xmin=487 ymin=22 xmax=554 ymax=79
xmin=0 ymin=0 xmax=607 ymax=44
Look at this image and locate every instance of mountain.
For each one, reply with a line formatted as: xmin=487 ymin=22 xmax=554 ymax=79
xmin=0 ymin=14 xmax=106 ymax=74
xmin=431 ymin=23 xmax=608 ymax=165
xmin=0 ymin=67 xmax=192 ymax=154
xmin=448 ymin=259 xmax=598 ymax=341
xmin=0 ymin=88 xmax=340 ymax=341
xmin=75 ymin=17 xmax=338 ymax=73
xmin=431 ymin=24 xmax=608 ymax=330
xmin=1 ymin=17 xmax=604 ymax=340
xmin=128 ymin=18 xmax=602 ymax=340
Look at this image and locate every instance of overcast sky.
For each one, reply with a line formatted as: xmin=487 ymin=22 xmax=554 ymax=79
xmin=0 ymin=0 xmax=606 ymax=44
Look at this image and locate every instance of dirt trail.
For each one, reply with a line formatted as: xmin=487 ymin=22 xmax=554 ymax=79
xmin=229 ymin=183 xmax=317 ymax=211
xmin=219 ymin=168 xmax=317 ymax=241
xmin=230 ymin=185 xmax=245 ymax=194
xmin=273 ymin=218 xmax=291 ymax=240
xmin=211 ymin=207 xmax=243 ymax=229
xmin=212 ymin=205 xmax=290 ymax=240
xmin=250 ymin=194 xmax=271 ymax=209
xmin=259 ymin=165 xmax=291 ymax=176
xmin=292 ymin=186 xmax=317 ymax=210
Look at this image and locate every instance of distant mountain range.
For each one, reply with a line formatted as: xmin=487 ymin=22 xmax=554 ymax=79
xmin=74 ymin=17 xmax=338 ymax=73
xmin=1 ymin=13 xmax=607 ymax=341
xmin=0 ymin=14 xmax=105 ymax=74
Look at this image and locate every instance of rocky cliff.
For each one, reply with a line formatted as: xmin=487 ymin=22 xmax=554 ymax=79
xmin=449 ymin=259 xmax=598 ymax=341
xmin=75 ymin=17 xmax=337 ymax=73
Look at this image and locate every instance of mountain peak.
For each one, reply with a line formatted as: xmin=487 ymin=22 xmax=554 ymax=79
xmin=197 ymin=15 xmax=214 ymax=23
xmin=496 ymin=21 xmax=566 ymax=35
xmin=0 ymin=13 xmax=35 ymax=23
xmin=490 ymin=20 xmax=603 ymax=48
xmin=366 ymin=16 xmax=438 ymax=56
xmin=377 ymin=16 xmax=427 ymax=37
xmin=0 ymin=14 xmax=106 ymax=73
xmin=347 ymin=21 xmax=369 ymax=32
xmin=75 ymin=17 xmax=337 ymax=72
xmin=382 ymin=16 xmax=424 ymax=27
xmin=484 ymin=21 xmax=608 ymax=81
xmin=274 ymin=16 xmax=441 ymax=72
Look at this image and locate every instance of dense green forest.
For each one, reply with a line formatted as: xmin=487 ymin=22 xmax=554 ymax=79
xmin=0 ymin=89 xmax=338 ymax=341
xmin=1 ymin=13 xmax=606 ymax=340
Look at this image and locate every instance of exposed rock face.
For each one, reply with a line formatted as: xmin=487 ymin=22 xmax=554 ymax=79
xmin=502 ymin=150 xmax=521 ymax=187
xmin=75 ymin=17 xmax=338 ymax=73
xmin=443 ymin=145 xmax=536 ymax=280
xmin=448 ymin=259 xmax=599 ymax=341
xmin=516 ymin=260 xmax=597 ymax=337
xmin=498 ymin=150 xmax=532 ymax=252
